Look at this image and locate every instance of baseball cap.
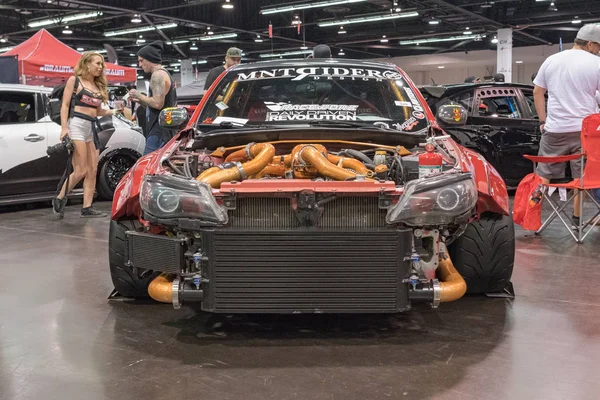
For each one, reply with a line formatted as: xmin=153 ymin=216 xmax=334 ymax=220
xmin=226 ymin=47 xmax=242 ymax=58
xmin=576 ymin=24 xmax=600 ymax=43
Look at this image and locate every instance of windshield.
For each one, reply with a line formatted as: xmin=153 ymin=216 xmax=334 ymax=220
xmin=197 ymin=63 xmax=429 ymax=133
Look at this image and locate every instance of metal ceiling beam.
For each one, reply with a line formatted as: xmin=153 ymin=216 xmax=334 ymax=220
xmin=56 ymin=0 xmax=315 ymax=47
xmin=425 ymin=0 xmax=553 ymax=45
xmin=141 ymin=14 xmax=187 ymax=59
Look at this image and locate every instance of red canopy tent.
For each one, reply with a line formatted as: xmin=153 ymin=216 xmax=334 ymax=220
xmin=4 ymin=29 xmax=137 ymax=85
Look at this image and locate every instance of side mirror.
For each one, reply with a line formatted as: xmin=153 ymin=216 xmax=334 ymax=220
xmin=436 ymin=104 xmax=468 ymax=126
xmin=159 ymin=107 xmax=189 ymax=129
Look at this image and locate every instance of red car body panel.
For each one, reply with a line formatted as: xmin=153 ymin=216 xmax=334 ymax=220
xmin=112 ymin=64 xmax=510 ymax=221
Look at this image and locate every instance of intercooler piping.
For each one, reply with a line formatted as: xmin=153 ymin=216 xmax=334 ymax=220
xmin=148 ymin=274 xmax=203 ymax=309
xmin=408 ymin=243 xmax=467 ymax=308
xmin=197 ymin=143 xmax=276 ymax=188
xmin=297 ymin=145 xmax=364 ymax=181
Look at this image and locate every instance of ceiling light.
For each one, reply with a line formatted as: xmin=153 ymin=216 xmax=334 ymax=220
xmin=429 ymin=18 xmax=440 ymax=25
xmin=380 ymin=35 xmax=388 ymax=43
xmin=339 ymin=49 xmax=345 ymax=55
xmin=548 ymin=2 xmax=557 ymax=11
xmin=47 ymin=0 xmax=53 ymax=3
xmin=438 ymin=66 xmax=445 ymax=69
xmin=255 ymin=35 xmax=263 ymax=42
xmin=0 ymin=46 xmax=14 ymax=53
xmin=515 ymin=60 xmax=523 ymax=64
xmin=91 ymin=49 xmax=107 ymax=54
xmin=130 ymin=63 xmax=138 ymax=67
xmin=301 ymin=45 xmax=308 ymax=50
xmin=192 ymin=60 xmax=207 ymax=65
xmin=261 ymin=0 xmax=366 ymax=15
xmin=208 ymin=31 xmax=214 ymax=35
xmin=199 ymin=32 xmax=237 ymax=41
xmin=260 ymin=49 xmax=313 ymax=58
xmin=291 ymin=15 xmax=302 ymax=25
xmin=491 ymin=36 xmax=498 ymax=44
xmin=170 ymin=63 xmax=181 ymax=67
xmin=77 ymin=47 xmax=84 ymax=51
xmin=174 ymin=69 xmax=180 ymax=72
xmin=190 ymin=43 xmax=198 ymax=50
xmin=137 ymin=75 xmax=144 ymax=79
xmin=319 ymin=11 xmax=419 ymax=27
xmin=131 ymin=14 xmax=142 ymax=23
xmin=104 ymin=23 xmax=178 ymax=37
xmin=136 ymin=39 xmax=146 ymax=44
xmin=0 ymin=37 xmax=6 ymax=43
xmin=535 ymin=0 xmax=550 ymax=2
xmin=338 ymin=26 xmax=346 ymax=34
xmin=129 ymin=53 xmax=135 ymax=56
xmin=480 ymin=1 xmax=493 ymax=8
xmin=63 ymin=26 xmax=73 ymax=34
xmin=28 ymin=11 xmax=103 ymax=28
xmin=222 ymin=0 xmax=234 ymax=9
xmin=572 ymin=17 xmax=581 ymax=24
xmin=166 ymin=40 xmax=190 ymax=45
xmin=400 ymin=34 xmax=484 ymax=45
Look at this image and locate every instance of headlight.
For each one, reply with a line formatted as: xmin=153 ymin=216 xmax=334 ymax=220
xmin=139 ymin=175 xmax=228 ymax=224
xmin=386 ymin=173 xmax=477 ymax=226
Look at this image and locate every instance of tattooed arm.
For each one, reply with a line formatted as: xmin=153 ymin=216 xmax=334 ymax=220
xmin=128 ymin=70 xmax=169 ymax=109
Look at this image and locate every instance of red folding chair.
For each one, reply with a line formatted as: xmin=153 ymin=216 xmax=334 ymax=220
xmin=523 ymin=114 xmax=600 ymax=243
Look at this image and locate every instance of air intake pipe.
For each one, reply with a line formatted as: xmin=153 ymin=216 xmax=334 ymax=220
xmin=148 ymin=274 xmax=203 ymax=309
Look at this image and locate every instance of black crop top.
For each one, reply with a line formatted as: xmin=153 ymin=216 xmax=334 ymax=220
xmin=72 ymin=77 xmax=103 ymax=109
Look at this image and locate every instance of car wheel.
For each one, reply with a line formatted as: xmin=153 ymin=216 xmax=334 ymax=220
xmin=448 ymin=212 xmax=515 ymax=294
xmin=97 ymin=153 xmax=138 ymax=200
xmin=109 ymin=219 xmax=160 ymax=298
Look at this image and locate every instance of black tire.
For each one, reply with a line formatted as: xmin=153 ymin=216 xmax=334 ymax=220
xmin=97 ymin=152 xmax=138 ymax=200
xmin=448 ymin=212 xmax=515 ymax=294
xmin=109 ymin=219 xmax=160 ymax=298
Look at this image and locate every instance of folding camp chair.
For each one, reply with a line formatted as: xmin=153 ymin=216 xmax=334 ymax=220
xmin=523 ymin=113 xmax=600 ymax=243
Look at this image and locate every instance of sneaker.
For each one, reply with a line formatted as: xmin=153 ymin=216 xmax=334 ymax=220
xmin=80 ymin=207 xmax=106 ymax=218
xmin=52 ymin=196 xmax=68 ymax=217
xmin=571 ymin=215 xmax=580 ymax=230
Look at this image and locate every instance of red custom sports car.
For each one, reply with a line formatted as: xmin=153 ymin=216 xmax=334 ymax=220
xmin=109 ymin=59 xmax=514 ymax=313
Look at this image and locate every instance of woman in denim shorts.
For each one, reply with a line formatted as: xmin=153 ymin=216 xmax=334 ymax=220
xmin=52 ymin=52 xmax=123 ymax=218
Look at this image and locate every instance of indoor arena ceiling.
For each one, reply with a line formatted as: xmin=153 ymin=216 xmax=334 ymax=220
xmin=1 ymin=0 xmax=599 ymax=72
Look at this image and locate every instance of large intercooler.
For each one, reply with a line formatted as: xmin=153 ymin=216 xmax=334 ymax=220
xmin=200 ymin=229 xmax=413 ymax=314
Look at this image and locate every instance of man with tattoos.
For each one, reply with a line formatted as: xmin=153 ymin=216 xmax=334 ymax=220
xmin=127 ymin=41 xmax=177 ymax=155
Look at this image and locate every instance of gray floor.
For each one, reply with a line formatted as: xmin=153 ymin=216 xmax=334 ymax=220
xmin=1 ymin=199 xmax=599 ymax=400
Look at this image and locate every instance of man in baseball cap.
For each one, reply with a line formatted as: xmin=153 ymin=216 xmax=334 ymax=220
xmin=204 ymin=47 xmax=243 ymax=93
xmin=531 ymin=23 xmax=600 ymax=228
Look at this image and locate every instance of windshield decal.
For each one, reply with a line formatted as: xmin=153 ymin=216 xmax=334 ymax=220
xmin=237 ymin=68 xmax=403 ymax=82
xmin=212 ymin=116 xmax=248 ymax=126
xmin=395 ymin=100 xmax=413 ymax=107
xmin=403 ymin=87 xmax=424 ymax=112
xmin=412 ymin=111 xmax=425 ymax=119
xmin=395 ymin=117 xmax=419 ymax=131
xmin=265 ymin=103 xmax=360 ymax=121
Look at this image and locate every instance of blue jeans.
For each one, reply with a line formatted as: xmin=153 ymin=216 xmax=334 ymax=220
xmin=593 ymin=188 xmax=600 ymax=203
xmin=143 ymin=135 xmax=166 ymax=155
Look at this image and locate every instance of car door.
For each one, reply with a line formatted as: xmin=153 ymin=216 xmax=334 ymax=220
xmin=468 ymin=86 xmax=538 ymax=186
xmin=39 ymin=92 xmax=71 ymax=189
xmin=0 ymin=90 xmax=60 ymax=198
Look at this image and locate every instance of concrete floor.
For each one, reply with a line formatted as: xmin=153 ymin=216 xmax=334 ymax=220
xmin=0 ymin=199 xmax=599 ymax=400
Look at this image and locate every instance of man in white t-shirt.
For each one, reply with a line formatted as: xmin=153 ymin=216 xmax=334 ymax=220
xmin=533 ymin=23 xmax=600 ymax=228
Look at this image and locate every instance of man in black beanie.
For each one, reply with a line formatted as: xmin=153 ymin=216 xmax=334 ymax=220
xmin=127 ymin=40 xmax=177 ymax=154
xmin=312 ymin=44 xmax=332 ymax=59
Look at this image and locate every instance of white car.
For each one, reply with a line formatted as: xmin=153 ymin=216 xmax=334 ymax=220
xmin=0 ymin=84 xmax=145 ymax=205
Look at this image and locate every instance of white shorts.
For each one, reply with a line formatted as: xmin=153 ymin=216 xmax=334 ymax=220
xmin=68 ymin=116 xmax=94 ymax=142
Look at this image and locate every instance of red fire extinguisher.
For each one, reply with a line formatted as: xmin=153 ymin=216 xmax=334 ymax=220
xmin=418 ymin=143 xmax=443 ymax=179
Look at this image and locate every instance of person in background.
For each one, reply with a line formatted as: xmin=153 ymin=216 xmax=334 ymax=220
xmin=52 ymin=52 xmax=123 ymax=218
xmin=532 ymin=23 xmax=600 ymax=228
xmin=311 ymin=44 xmax=332 ymax=59
xmin=127 ymin=41 xmax=177 ymax=155
xmin=203 ymin=47 xmax=242 ymax=94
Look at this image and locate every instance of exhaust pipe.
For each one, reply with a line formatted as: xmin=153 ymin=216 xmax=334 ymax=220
xmin=148 ymin=274 xmax=204 ymax=309
xmin=408 ymin=243 xmax=467 ymax=308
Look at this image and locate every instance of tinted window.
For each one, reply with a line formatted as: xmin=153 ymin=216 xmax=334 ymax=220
xmin=0 ymin=91 xmax=36 ymax=124
xmin=522 ymin=90 xmax=539 ymax=119
xmin=436 ymin=91 xmax=474 ymax=114
xmin=198 ymin=65 xmax=430 ymax=133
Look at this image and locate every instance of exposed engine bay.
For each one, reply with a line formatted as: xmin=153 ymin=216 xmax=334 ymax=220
xmin=162 ymin=139 xmax=454 ymax=187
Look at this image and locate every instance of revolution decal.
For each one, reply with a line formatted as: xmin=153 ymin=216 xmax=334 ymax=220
xmin=237 ymin=67 xmax=405 ymax=83
xmin=264 ymin=102 xmax=359 ymax=122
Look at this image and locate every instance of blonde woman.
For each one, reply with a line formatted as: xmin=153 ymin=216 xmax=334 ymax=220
xmin=52 ymin=52 xmax=122 ymax=218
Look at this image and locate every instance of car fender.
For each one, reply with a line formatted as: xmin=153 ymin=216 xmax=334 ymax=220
xmin=99 ymin=127 xmax=145 ymax=161
xmin=460 ymin=146 xmax=510 ymax=216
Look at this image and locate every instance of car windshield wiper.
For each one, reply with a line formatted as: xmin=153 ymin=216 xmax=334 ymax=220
xmin=307 ymin=121 xmax=382 ymax=129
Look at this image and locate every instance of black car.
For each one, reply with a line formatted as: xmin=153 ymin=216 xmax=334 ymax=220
xmin=420 ymin=83 xmax=541 ymax=187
